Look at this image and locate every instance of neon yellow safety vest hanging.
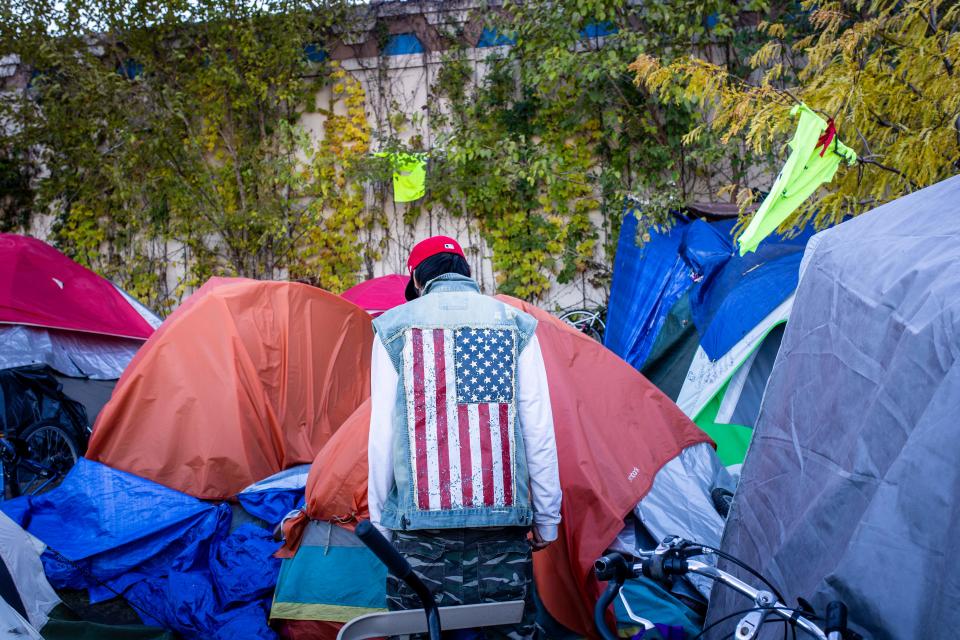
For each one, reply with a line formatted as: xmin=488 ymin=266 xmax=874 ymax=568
xmin=375 ymin=152 xmax=427 ymax=203
xmin=738 ymin=103 xmax=857 ymax=256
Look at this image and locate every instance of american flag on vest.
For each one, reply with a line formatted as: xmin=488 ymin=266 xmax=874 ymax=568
xmin=403 ymin=326 xmax=517 ymax=511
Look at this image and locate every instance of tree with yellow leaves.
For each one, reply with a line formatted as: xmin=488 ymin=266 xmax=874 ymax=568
xmin=632 ymin=0 xmax=960 ymax=232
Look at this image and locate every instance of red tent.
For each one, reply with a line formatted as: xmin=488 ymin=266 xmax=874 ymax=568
xmin=340 ymin=275 xmax=407 ymax=316
xmin=283 ymin=296 xmax=710 ymax=637
xmin=86 ymin=278 xmax=373 ymax=499
xmin=0 ymin=234 xmax=154 ymax=340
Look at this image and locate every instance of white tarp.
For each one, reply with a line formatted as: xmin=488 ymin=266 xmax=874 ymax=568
xmin=0 ymin=324 xmax=141 ymax=379
xmin=0 ymin=511 xmax=59 ymax=630
xmin=634 ymin=442 xmax=735 ymax=597
xmin=0 ymin=600 xmax=44 ymax=640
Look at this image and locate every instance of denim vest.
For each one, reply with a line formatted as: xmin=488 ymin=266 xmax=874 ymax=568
xmin=373 ymin=274 xmax=538 ymax=531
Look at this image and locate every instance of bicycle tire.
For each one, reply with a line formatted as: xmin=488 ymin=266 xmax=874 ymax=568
xmin=14 ymin=421 xmax=79 ymax=496
xmin=558 ymin=309 xmax=606 ymax=343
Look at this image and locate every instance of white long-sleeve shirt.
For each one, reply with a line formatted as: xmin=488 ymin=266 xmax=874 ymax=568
xmin=367 ymin=332 xmax=562 ymax=540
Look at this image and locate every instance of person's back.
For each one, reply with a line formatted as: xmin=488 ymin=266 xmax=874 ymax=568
xmin=367 ymin=236 xmax=561 ymax=639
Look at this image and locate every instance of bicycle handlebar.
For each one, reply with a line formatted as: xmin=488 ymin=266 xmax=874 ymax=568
xmin=593 ymin=579 xmax=622 ymax=640
xmin=593 ymin=542 xmax=847 ymax=640
xmin=355 ymin=520 xmax=442 ymax=640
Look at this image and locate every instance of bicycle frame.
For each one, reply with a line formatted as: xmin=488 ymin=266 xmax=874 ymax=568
xmin=679 ymin=560 xmax=825 ymax=640
xmin=1 ymin=437 xmax=58 ymax=498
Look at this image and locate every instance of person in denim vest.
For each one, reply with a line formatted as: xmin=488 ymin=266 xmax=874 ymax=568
xmin=367 ymin=236 xmax=562 ymax=639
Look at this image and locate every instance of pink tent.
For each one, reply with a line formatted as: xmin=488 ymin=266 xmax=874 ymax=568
xmin=0 ymin=234 xmax=154 ymax=340
xmin=340 ymin=275 xmax=407 ymax=316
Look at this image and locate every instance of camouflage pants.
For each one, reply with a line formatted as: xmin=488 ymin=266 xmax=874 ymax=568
xmin=386 ymin=527 xmax=537 ymax=640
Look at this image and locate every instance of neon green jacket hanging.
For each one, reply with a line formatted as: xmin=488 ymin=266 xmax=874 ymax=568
xmin=375 ymin=152 xmax=427 ymax=203
xmin=738 ymin=103 xmax=857 ymax=256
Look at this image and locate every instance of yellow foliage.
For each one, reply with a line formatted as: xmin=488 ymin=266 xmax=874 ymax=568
xmin=295 ymin=61 xmax=377 ymax=293
xmin=632 ymin=0 xmax=960 ymax=230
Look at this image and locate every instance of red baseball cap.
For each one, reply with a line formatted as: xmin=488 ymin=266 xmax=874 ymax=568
xmin=405 ymin=235 xmax=466 ymax=300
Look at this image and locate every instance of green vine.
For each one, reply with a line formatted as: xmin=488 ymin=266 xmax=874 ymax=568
xmin=1 ymin=0 xmax=796 ymax=309
xmin=417 ymin=0 xmax=770 ymax=302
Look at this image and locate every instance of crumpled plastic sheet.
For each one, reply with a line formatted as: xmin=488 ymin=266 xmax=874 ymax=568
xmin=605 ymin=211 xmax=811 ymax=371
xmin=0 ymin=324 xmax=141 ymax=380
xmin=0 ymin=364 xmax=89 ymax=443
xmin=0 ymin=459 xmax=281 ymax=640
xmin=604 ymin=210 xmax=695 ymax=369
xmin=237 ymin=465 xmax=309 ymax=525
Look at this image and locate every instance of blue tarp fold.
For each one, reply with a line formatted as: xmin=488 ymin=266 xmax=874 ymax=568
xmin=0 ymin=459 xmax=280 ymax=639
xmin=236 ymin=465 xmax=309 ymax=525
xmin=606 ymin=210 xmax=812 ymax=366
xmin=604 ymin=211 xmax=694 ymax=369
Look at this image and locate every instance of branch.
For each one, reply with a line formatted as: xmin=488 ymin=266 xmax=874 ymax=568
xmin=858 ymin=158 xmax=918 ymax=190
xmin=955 ymin=114 xmax=960 ymax=154
xmin=852 ymin=123 xmax=873 ymax=157
xmin=866 ymin=106 xmax=908 ymax=133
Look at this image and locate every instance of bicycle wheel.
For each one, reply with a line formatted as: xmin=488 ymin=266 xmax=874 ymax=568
xmin=15 ymin=421 xmax=79 ymax=496
xmin=558 ymin=309 xmax=605 ymax=342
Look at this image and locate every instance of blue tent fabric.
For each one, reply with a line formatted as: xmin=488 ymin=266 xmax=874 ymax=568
xmin=687 ymin=219 xmax=812 ymax=360
xmin=238 ymin=489 xmax=304 ymax=526
xmin=0 ymin=459 xmax=281 ymax=640
xmin=604 ymin=210 xmax=695 ymax=369
xmin=605 ymin=209 xmax=812 ymax=367
xmin=237 ymin=465 xmax=309 ymax=525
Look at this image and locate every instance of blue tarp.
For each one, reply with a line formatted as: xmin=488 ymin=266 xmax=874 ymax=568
xmin=0 ymin=459 xmax=281 ymax=640
xmin=603 ymin=211 xmax=695 ymax=369
xmin=237 ymin=464 xmax=309 ymax=525
xmin=605 ymin=210 xmax=812 ymax=366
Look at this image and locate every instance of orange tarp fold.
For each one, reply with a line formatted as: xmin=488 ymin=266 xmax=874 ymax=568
xmin=276 ymin=399 xmax=372 ymax=559
xmin=301 ymin=296 xmax=710 ymax=637
xmin=86 ymin=278 xmax=373 ymax=500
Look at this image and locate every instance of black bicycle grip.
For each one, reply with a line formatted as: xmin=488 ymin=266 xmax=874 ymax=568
xmin=594 ymin=553 xmax=630 ymax=582
xmin=825 ymin=601 xmax=848 ymax=634
xmin=355 ymin=520 xmax=414 ymax=581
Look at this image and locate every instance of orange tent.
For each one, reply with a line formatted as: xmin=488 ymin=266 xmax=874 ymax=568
xmin=86 ymin=278 xmax=373 ymax=499
xmin=287 ymin=296 xmax=709 ymax=636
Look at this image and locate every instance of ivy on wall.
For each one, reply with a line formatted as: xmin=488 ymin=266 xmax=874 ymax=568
xmin=0 ymin=0 xmax=376 ymax=311
xmin=1 ymin=0 xmax=794 ymax=310
xmin=415 ymin=0 xmax=776 ymax=301
xmin=295 ymin=62 xmax=385 ymax=293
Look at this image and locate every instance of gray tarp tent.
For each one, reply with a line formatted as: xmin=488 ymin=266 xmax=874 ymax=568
xmin=708 ymin=174 xmax=960 ymax=639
